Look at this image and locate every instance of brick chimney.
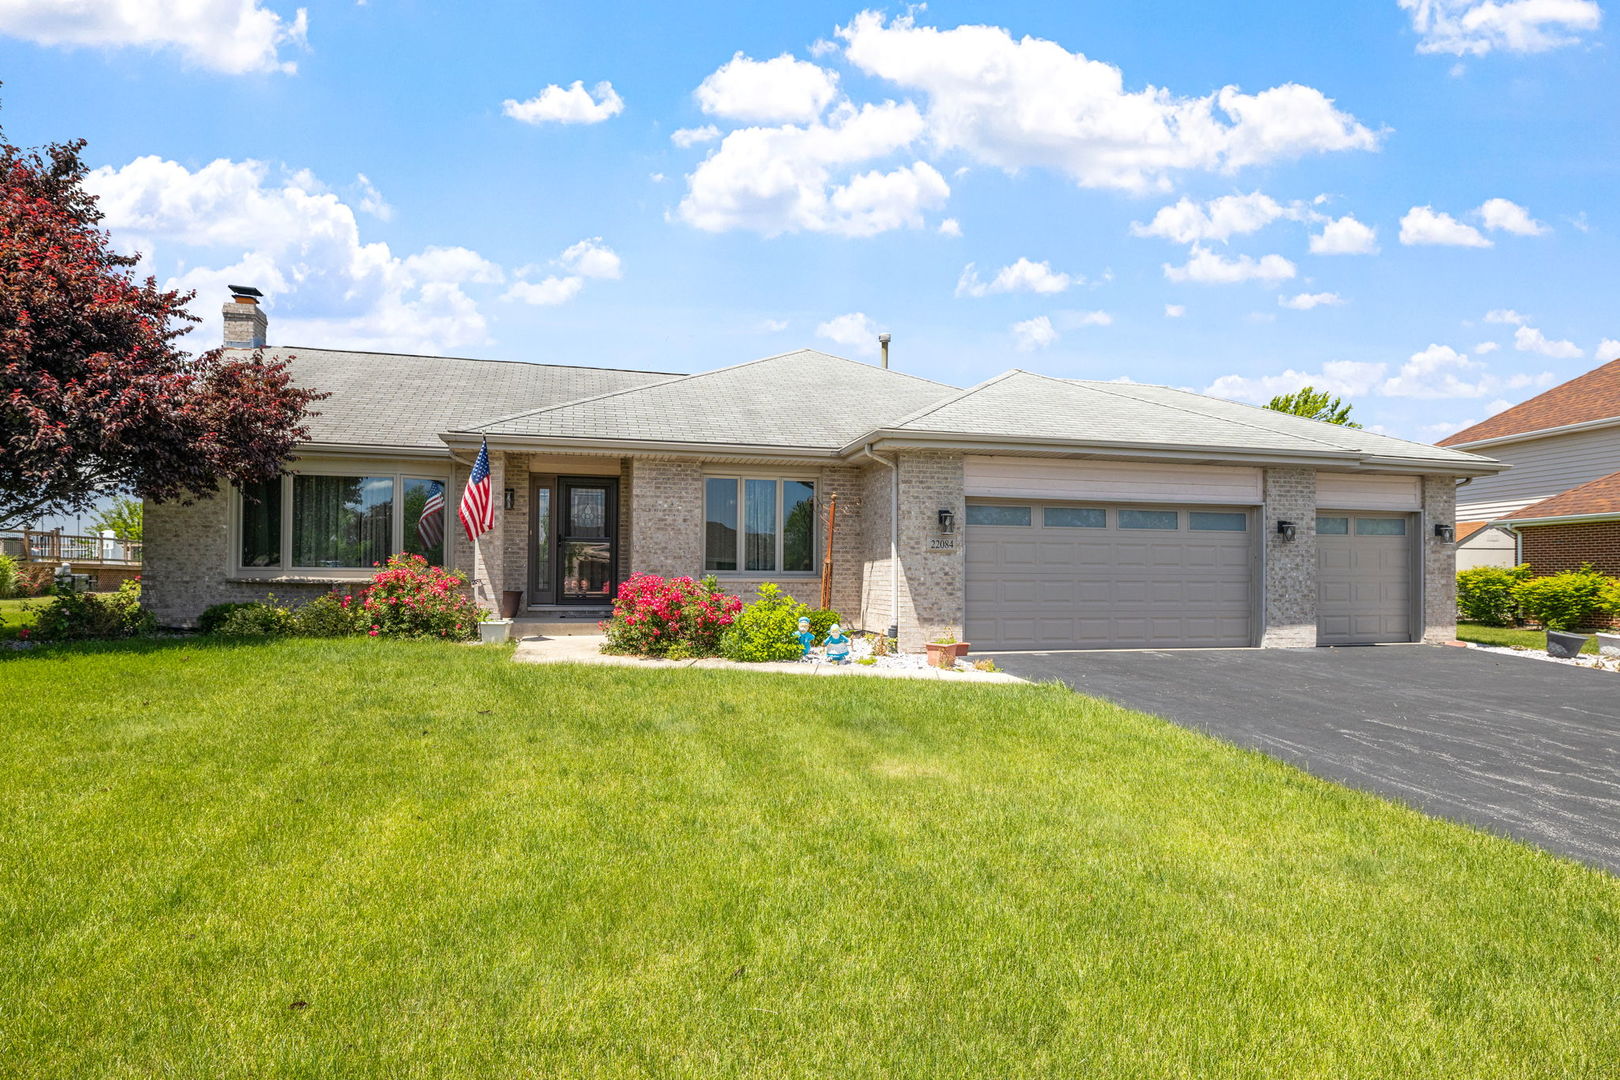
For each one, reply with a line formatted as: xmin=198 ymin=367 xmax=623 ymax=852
xmin=222 ymin=284 xmax=267 ymax=349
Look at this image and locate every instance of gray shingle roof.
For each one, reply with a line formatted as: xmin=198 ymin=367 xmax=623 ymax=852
xmin=262 ymin=347 xmax=675 ymax=449
xmin=470 ymin=349 xmax=957 ymax=450
xmin=882 ymin=370 xmax=1497 ymax=470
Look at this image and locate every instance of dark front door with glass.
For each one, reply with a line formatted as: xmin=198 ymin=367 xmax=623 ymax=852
xmin=556 ymin=477 xmax=617 ymax=605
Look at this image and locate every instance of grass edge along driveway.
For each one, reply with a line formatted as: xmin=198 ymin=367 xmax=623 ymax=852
xmin=3 ymin=636 xmax=1618 ymax=1079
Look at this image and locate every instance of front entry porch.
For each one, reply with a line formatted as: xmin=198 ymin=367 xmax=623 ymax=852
xmin=527 ymin=473 xmax=619 ymax=609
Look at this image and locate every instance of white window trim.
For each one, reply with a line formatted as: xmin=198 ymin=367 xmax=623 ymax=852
xmin=702 ymin=471 xmax=819 ymax=577
xmin=228 ymin=461 xmax=451 ymax=581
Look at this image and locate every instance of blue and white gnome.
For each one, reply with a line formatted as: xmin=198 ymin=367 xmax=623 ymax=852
xmin=823 ymin=623 xmax=852 ymax=664
xmin=796 ymin=616 xmax=817 ymax=659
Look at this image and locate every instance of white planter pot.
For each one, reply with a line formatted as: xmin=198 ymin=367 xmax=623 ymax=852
xmin=479 ymin=620 xmax=512 ymax=645
xmin=1596 ymin=632 xmax=1620 ymax=659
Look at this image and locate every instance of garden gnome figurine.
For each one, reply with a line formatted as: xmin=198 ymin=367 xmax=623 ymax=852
xmin=824 ymin=623 xmax=851 ymax=664
xmin=796 ymin=616 xmax=816 ymax=659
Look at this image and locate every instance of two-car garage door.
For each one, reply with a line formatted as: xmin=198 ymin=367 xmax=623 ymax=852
xmin=965 ymin=500 xmax=1256 ymax=650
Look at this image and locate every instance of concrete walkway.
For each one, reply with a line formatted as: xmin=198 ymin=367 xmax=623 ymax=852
xmin=511 ymin=634 xmax=1026 ymax=683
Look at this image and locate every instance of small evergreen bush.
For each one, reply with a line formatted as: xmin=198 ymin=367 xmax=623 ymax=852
xmin=804 ymin=607 xmax=841 ymax=642
xmin=1455 ymin=563 xmax=1530 ymax=627
xmin=294 ymin=594 xmax=365 ymax=637
xmin=199 ymin=601 xmax=259 ymax=634
xmin=720 ymin=583 xmax=810 ymax=662
xmin=1513 ymin=566 xmax=1614 ymax=632
xmin=216 ymin=599 xmax=297 ymax=638
xmin=0 ymin=552 xmax=17 ymax=598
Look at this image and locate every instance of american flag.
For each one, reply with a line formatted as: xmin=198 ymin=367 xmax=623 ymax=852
xmin=459 ymin=439 xmax=495 ymax=542
xmin=417 ymin=487 xmax=445 ymax=549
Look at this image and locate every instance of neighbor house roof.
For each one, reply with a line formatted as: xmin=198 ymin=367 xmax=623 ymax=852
xmin=865 ymin=370 xmax=1497 ymax=472
xmin=1500 ymin=468 xmax=1620 ymax=523
xmin=262 ymin=347 xmax=675 ymax=449
xmin=1438 ymin=358 xmax=1620 ymax=447
xmin=464 ymin=349 xmax=956 ymax=451
xmin=1456 ymin=521 xmax=1493 ymax=542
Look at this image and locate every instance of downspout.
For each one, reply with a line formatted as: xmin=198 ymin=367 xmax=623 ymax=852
xmin=859 ymin=444 xmax=900 ymax=641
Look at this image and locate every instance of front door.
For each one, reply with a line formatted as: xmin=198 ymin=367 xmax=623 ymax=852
xmin=557 ymin=477 xmax=617 ymax=604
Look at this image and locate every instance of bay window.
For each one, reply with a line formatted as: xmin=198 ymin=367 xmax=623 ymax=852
xmin=236 ymin=469 xmax=450 ymax=574
xmin=704 ymin=476 xmax=815 ymax=574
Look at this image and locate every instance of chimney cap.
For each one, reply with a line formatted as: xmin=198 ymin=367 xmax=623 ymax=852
xmin=228 ymin=284 xmax=264 ymax=299
xmin=878 ymin=332 xmax=891 ymax=344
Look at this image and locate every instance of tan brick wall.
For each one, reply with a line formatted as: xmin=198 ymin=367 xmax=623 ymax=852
xmin=1422 ymin=475 xmax=1458 ymax=644
xmin=859 ymin=458 xmax=895 ymax=636
xmin=1519 ymin=521 xmax=1620 ymax=576
xmin=1261 ymin=467 xmax=1318 ymax=647
xmin=894 ymin=450 xmax=965 ymax=652
xmin=143 ymin=491 xmax=331 ymax=627
xmin=500 ymin=454 xmax=529 ymax=600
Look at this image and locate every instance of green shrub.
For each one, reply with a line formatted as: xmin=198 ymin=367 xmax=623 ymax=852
xmin=31 ymin=578 xmax=154 ymax=641
xmin=199 ymin=601 xmax=259 ymax=634
xmin=720 ymin=583 xmax=810 ymax=662
xmin=0 ymin=552 xmax=17 ymax=598
xmin=1513 ymin=566 xmax=1614 ymax=632
xmin=294 ymin=594 xmax=365 ymax=637
xmin=1455 ymin=563 xmax=1531 ymax=626
xmin=216 ymin=599 xmax=298 ymax=638
xmin=804 ymin=607 xmax=841 ymax=642
xmin=16 ymin=563 xmax=54 ymax=597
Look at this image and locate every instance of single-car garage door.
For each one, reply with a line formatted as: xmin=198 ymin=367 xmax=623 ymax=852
xmin=1316 ymin=513 xmax=1413 ymax=645
xmin=965 ymin=500 xmax=1256 ymax=650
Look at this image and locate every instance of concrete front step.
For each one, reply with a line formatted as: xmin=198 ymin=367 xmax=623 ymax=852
xmin=514 ymin=617 xmax=609 ymax=638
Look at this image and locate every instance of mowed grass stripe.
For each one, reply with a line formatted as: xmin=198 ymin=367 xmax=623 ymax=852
xmin=1 ymin=637 xmax=1616 ymax=1078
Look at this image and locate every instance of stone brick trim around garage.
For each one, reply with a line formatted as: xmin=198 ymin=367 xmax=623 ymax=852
xmin=1518 ymin=520 xmax=1620 ymax=577
xmin=1260 ymin=467 xmax=1317 ymax=648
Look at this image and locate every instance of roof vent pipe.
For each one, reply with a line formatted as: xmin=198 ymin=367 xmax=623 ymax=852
xmin=878 ymin=332 xmax=891 ymax=369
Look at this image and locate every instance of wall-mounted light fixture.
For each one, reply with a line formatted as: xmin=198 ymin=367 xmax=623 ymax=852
xmin=503 ymin=488 xmax=516 ymax=511
xmin=1276 ymin=520 xmax=1297 ymax=541
xmin=938 ymin=508 xmax=957 ymax=533
xmin=1434 ymin=523 xmax=1455 ymax=542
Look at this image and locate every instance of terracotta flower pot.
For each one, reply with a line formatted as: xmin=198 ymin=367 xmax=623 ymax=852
xmin=500 ymin=590 xmax=524 ymax=620
xmin=925 ymin=641 xmax=971 ymax=668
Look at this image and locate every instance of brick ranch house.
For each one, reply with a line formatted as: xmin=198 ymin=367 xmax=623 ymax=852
xmin=1440 ymin=356 xmax=1620 ymax=577
xmin=143 ymin=292 xmax=1503 ymax=650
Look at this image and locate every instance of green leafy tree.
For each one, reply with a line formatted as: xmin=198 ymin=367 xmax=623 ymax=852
xmin=90 ymin=497 xmax=142 ymax=543
xmin=1265 ymin=386 xmax=1363 ymax=428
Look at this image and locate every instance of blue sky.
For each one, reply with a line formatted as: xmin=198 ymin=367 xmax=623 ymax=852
xmin=2 ymin=0 xmax=1617 ymax=462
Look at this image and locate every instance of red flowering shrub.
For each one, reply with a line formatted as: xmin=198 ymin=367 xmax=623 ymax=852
xmin=601 ymin=572 xmax=742 ymax=658
xmin=336 ymin=553 xmax=483 ymax=641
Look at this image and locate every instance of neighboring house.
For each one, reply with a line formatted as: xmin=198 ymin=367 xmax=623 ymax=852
xmin=1438 ymin=357 xmax=1620 ymax=576
xmin=142 ymin=292 xmax=1502 ymax=650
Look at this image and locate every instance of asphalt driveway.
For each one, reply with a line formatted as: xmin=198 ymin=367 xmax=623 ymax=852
xmin=993 ymin=645 xmax=1620 ymax=874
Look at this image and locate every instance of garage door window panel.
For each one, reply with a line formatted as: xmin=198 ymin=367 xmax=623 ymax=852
xmin=1189 ymin=512 xmax=1246 ymax=531
xmin=1044 ymin=507 xmax=1106 ymax=528
xmin=1119 ymin=509 xmax=1179 ymax=530
xmin=967 ymin=504 xmax=1032 ymax=527
xmin=1356 ymin=517 xmax=1407 ymax=536
xmin=1317 ymin=516 xmax=1350 ymax=535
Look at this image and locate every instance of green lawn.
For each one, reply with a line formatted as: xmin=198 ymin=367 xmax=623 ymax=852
xmin=3 ymin=638 xmax=1618 ymax=1078
xmin=0 ymin=596 xmax=44 ymax=640
xmin=1458 ymin=621 xmax=1601 ymax=654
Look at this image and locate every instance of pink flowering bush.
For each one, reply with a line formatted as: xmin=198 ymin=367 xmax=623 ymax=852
xmin=601 ymin=572 xmax=742 ymax=659
xmin=338 ymin=553 xmax=483 ymax=641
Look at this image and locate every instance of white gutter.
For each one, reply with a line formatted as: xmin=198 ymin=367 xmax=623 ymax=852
xmin=858 ymin=443 xmax=900 ymax=641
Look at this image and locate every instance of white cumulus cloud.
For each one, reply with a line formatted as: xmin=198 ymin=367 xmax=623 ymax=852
xmin=956 ymin=257 xmax=1079 ymax=297
xmin=1485 ymin=308 xmax=1527 ymax=324
xmin=1164 ymin=304 xmax=1186 ymax=318
xmin=503 ymin=81 xmax=624 ymax=125
xmin=675 ymin=101 xmax=948 ymax=237
xmin=1279 ymin=291 xmax=1345 ymax=310
xmin=1130 ymin=192 xmax=1301 ymax=244
xmin=1474 ymin=340 xmax=1501 ymax=354
xmin=1399 ymin=205 xmax=1492 ymax=247
xmin=0 ymin=0 xmax=308 ymax=74
xmin=1477 ymin=196 xmax=1548 ymax=235
xmin=1596 ymin=338 xmax=1620 ymax=361
xmin=1011 ymin=315 xmax=1058 ymax=351
xmin=1163 ymin=246 xmax=1296 ymax=284
xmin=937 ymin=217 xmax=962 ymax=237
xmin=85 ymin=156 xmax=506 ymax=352
xmin=836 ymin=11 xmax=1381 ymax=193
xmin=1514 ymin=324 xmax=1583 ymax=358
xmin=505 ymin=238 xmax=624 ymax=307
xmin=671 ymin=125 xmax=721 ymax=148
xmin=1309 ymin=214 xmax=1380 ymax=254
xmin=816 ymin=312 xmax=883 ymax=357
xmin=695 ymin=52 xmax=840 ymax=123
xmin=1204 ymin=359 xmax=1388 ymax=402
xmin=1399 ymin=0 xmax=1602 ymax=56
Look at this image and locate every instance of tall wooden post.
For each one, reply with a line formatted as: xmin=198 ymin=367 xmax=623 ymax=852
xmin=819 ymin=492 xmax=838 ymax=610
